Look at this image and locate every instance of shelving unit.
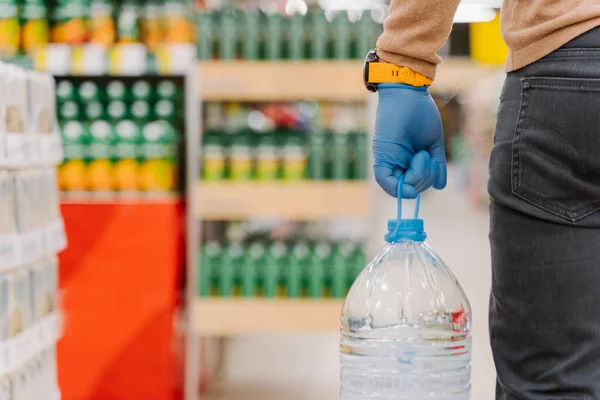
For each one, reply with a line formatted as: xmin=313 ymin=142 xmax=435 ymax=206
xmin=196 ymin=182 xmax=370 ymax=220
xmin=187 ymin=57 xmax=378 ymax=400
xmin=197 ymin=58 xmax=498 ymax=101
xmin=192 ymin=299 xmax=344 ymax=336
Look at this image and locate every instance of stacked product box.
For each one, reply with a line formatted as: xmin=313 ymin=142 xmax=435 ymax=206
xmin=0 ymin=61 xmax=65 ymax=400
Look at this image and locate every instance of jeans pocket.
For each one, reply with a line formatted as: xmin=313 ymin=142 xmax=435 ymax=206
xmin=512 ymin=77 xmax=600 ymax=221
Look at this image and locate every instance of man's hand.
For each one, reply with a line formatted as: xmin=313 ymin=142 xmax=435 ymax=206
xmin=373 ymin=83 xmax=447 ymax=198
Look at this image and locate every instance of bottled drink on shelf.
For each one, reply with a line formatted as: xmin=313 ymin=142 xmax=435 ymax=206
xmin=89 ymin=0 xmax=116 ymax=46
xmin=21 ymin=0 xmax=50 ymax=54
xmin=341 ymin=185 xmax=472 ymax=399
xmin=243 ymin=242 xmax=263 ymax=297
xmin=199 ymin=241 xmax=221 ymax=297
xmin=113 ymin=119 xmax=141 ymax=192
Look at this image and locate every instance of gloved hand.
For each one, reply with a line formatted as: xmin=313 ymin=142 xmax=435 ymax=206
xmin=373 ymin=83 xmax=447 ymax=198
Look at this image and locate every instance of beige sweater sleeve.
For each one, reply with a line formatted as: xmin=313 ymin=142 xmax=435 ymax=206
xmin=376 ymin=0 xmax=461 ymax=80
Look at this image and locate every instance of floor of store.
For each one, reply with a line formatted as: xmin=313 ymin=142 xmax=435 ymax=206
xmin=205 ymin=171 xmax=498 ymax=400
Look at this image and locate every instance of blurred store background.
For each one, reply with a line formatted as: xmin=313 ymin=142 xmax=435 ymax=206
xmin=0 ymin=0 xmax=506 ymax=399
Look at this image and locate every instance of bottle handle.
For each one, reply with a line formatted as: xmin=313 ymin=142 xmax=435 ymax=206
xmin=396 ymin=175 xmax=421 ymax=222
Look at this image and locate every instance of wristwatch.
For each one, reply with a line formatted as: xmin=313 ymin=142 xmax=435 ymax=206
xmin=363 ymin=49 xmax=433 ymax=92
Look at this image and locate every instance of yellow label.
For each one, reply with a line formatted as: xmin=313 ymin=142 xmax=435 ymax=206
xmin=202 ymin=158 xmax=225 ymax=181
xmin=113 ymin=159 xmax=138 ymax=191
xmin=59 ymin=161 xmax=86 ymax=191
xmin=90 ymin=16 xmax=116 ymax=46
xmin=22 ymin=19 xmax=49 ymax=53
xmin=283 ymin=159 xmax=306 ymax=180
xmin=0 ymin=19 xmax=20 ymax=58
xmin=230 ymin=159 xmax=252 ymax=181
xmin=51 ymin=18 xmax=88 ymax=44
xmin=139 ymin=160 xmax=175 ymax=191
xmin=87 ymin=159 xmax=113 ymax=191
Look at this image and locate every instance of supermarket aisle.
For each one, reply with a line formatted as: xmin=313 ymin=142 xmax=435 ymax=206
xmin=206 ymin=175 xmax=496 ymax=400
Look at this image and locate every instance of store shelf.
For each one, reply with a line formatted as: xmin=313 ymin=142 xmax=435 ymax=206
xmin=197 ymin=59 xmax=500 ymax=102
xmin=192 ymin=298 xmax=343 ymax=336
xmin=198 ymin=61 xmax=366 ymax=102
xmin=195 ymin=181 xmax=370 ymax=220
xmin=60 ymin=192 xmax=181 ymax=205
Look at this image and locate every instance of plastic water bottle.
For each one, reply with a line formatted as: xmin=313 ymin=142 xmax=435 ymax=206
xmin=341 ymin=181 xmax=472 ymax=399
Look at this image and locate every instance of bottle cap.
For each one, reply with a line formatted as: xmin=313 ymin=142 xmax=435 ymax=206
xmin=384 ymin=176 xmax=427 ymax=243
xmin=385 ymin=219 xmax=426 ymax=243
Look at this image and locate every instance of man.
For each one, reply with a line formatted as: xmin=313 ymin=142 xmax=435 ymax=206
xmin=371 ymin=1 xmax=600 ymax=399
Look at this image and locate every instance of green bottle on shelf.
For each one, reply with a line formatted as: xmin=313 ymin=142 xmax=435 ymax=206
xmin=287 ymin=241 xmax=310 ymax=299
xmin=348 ymin=243 xmax=366 ymax=290
xmin=78 ymin=80 xmax=102 ymax=103
xmin=202 ymin=132 xmax=226 ymax=181
xmin=229 ymin=131 xmax=253 ymax=181
xmin=153 ymin=99 xmax=178 ymax=122
xmin=307 ymin=129 xmax=326 ymax=180
xmin=255 ymin=133 xmax=279 ymax=181
xmin=218 ymin=7 xmax=237 ymax=61
xmin=220 ymin=242 xmax=244 ymax=297
xmin=350 ymin=131 xmax=367 ymax=180
xmin=286 ymin=14 xmax=304 ymax=60
xmin=263 ymin=241 xmax=286 ymax=298
xmin=83 ymin=100 xmax=104 ymax=121
xmin=282 ymin=133 xmax=307 ymax=181
xmin=131 ymin=79 xmax=153 ymax=102
xmin=87 ymin=120 xmax=116 ymax=192
xmin=196 ymin=10 xmax=214 ymax=60
xmin=130 ymin=99 xmax=152 ymax=121
xmin=56 ymin=80 xmax=76 ymax=103
xmin=264 ymin=11 xmax=282 ymax=60
xmin=331 ymin=241 xmax=355 ymax=298
xmin=308 ymin=9 xmax=327 ymax=60
xmin=156 ymin=79 xmax=180 ymax=101
xmin=139 ymin=120 xmax=178 ymax=193
xmin=113 ymin=119 xmax=142 ymax=192
xmin=105 ymin=80 xmax=128 ymax=102
xmin=332 ymin=12 xmax=351 ymax=59
xmin=331 ymin=132 xmax=350 ymax=180
xmin=241 ymin=10 xmax=260 ymax=60
xmin=107 ymin=100 xmax=127 ymax=121
xmin=308 ymin=241 xmax=331 ymax=298
xmin=199 ymin=242 xmax=221 ymax=296
xmin=243 ymin=242 xmax=264 ymax=297
xmin=58 ymin=101 xmax=81 ymax=121
xmin=117 ymin=0 xmax=141 ymax=43
xmin=355 ymin=13 xmax=377 ymax=59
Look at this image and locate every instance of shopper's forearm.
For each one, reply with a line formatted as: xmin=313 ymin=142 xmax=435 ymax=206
xmin=376 ymin=0 xmax=461 ymax=80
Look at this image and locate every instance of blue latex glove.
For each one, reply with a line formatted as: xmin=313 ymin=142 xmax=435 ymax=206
xmin=373 ymin=83 xmax=447 ymax=198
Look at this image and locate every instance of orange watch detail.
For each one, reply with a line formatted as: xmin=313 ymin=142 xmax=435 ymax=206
xmin=368 ymin=62 xmax=433 ymax=87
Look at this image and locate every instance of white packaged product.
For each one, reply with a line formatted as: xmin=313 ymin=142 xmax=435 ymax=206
xmin=0 ymin=378 xmax=9 ymax=400
xmin=46 ymin=257 xmax=58 ymax=315
xmin=0 ymin=170 xmax=14 ymax=235
xmin=10 ymin=364 xmax=34 ymax=400
xmin=4 ymin=64 xmax=27 ymax=134
xmin=7 ymin=269 xmax=31 ymax=338
xmin=0 ymin=274 xmax=8 ymax=341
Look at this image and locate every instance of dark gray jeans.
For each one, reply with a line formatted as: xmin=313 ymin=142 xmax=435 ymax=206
xmin=489 ymin=27 xmax=600 ymax=400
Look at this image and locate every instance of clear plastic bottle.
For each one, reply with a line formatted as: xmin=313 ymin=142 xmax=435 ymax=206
xmin=341 ymin=183 xmax=472 ymax=399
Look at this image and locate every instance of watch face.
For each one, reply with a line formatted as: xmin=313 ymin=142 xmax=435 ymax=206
xmin=364 ymin=49 xmax=379 ymax=92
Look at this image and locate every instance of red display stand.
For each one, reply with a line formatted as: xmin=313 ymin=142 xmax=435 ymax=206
xmin=58 ymin=200 xmax=184 ymax=400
